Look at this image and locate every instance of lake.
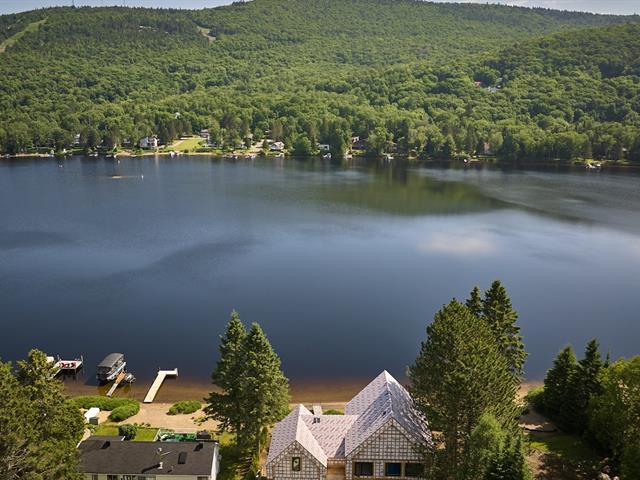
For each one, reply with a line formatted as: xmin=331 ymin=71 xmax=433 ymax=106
xmin=1 ymin=156 xmax=639 ymax=397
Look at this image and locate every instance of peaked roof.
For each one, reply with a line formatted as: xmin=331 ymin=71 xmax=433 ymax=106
xmin=267 ymin=372 xmax=431 ymax=467
xmin=266 ymin=405 xmax=328 ymax=466
xmin=344 ymin=371 xmax=432 ymax=456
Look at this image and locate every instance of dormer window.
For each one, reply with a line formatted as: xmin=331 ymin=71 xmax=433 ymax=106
xmin=292 ymin=456 xmax=301 ymax=472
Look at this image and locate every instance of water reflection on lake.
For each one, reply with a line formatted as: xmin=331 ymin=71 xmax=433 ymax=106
xmin=1 ymin=157 xmax=639 ymax=388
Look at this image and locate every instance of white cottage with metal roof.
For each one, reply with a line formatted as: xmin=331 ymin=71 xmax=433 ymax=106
xmin=266 ymin=371 xmax=432 ymax=480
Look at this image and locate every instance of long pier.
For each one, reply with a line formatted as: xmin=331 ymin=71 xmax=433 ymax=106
xmin=144 ymin=368 xmax=178 ymax=403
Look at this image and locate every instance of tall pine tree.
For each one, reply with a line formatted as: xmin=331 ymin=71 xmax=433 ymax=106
xmin=240 ymin=323 xmax=290 ymax=451
xmin=409 ymin=300 xmax=518 ymax=480
xmin=481 ymin=280 xmax=527 ymax=379
xmin=542 ymin=346 xmax=578 ymax=429
xmin=206 ymin=313 xmax=289 ymax=458
xmin=571 ymin=339 xmax=603 ymax=433
xmin=205 ymin=311 xmax=248 ymax=435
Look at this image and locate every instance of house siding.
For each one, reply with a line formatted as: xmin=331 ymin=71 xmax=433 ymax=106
xmin=84 ymin=475 xmax=209 ymax=480
xmin=345 ymin=420 xmax=425 ymax=480
xmin=266 ymin=442 xmax=326 ymax=480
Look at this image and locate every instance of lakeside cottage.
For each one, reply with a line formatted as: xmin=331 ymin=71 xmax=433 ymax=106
xmin=270 ymin=141 xmax=285 ymax=152
xmin=78 ymin=437 xmax=219 ymax=480
xmin=140 ymin=135 xmax=159 ymax=149
xmin=265 ymin=371 xmax=432 ymax=480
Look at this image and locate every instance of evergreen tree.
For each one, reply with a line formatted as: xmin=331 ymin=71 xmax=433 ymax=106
xmin=485 ymin=436 xmax=531 ymax=480
xmin=482 ymin=280 xmax=527 ymax=379
xmin=0 ymin=350 xmax=84 ymax=479
xmin=206 ymin=314 xmax=289 ymax=467
xmin=542 ymin=346 xmax=578 ymax=428
xmin=205 ymin=311 xmax=248 ymax=435
xmin=571 ymin=339 xmax=603 ymax=433
xmin=409 ymin=300 xmax=518 ymax=480
xmin=465 ymin=286 xmax=483 ymax=318
xmin=240 ymin=323 xmax=290 ymax=452
xmin=463 ymin=413 xmax=506 ymax=480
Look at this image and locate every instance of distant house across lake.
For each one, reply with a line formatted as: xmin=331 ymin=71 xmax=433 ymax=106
xmin=266 ymin=371 xmax=432 ymax=480
xmin=139 ymin=135 xmax=159 ymax=149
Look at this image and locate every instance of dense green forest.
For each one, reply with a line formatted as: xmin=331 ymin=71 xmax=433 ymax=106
xmin=0 ymin=0 xmax=639 ymax=161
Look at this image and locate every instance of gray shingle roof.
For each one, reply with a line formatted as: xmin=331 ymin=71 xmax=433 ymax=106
xmin=79 ymin=438 xmax=217 ymax=476
xmin=266 ymin=371 xmax=431 ymax=468
xmin=344 ymin=371 xmax=432 ymax=456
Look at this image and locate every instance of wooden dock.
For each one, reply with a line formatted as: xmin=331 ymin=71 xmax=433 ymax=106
xmin=106 ymin=371 xmax=126 ymax=397
xmin=144 ymin=369 xmax=178 ymax=403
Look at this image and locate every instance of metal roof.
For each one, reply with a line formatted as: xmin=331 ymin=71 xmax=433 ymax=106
xmin=97 ymin=353 xmax=124 ymax=368
xmin=266 ymin=371 xmax=432 ymax=467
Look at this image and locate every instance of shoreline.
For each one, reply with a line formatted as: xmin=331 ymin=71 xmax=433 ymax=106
xmin=62 ymin=375 xmax=543 ymax=404
xmin=3 ymin=151 xmax=639 ymax=172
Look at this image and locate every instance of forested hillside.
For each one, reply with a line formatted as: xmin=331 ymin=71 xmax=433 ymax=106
xmin=0 ymin=0 xmax=639 ymax=161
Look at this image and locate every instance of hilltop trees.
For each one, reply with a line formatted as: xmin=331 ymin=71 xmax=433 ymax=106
xmin=0 ymin=5 xmax=639 ymax=160
xmin=0 ymin=349 xmax=84 ymax=479
xmin=206 ymin=311 xmax=289 ymax=464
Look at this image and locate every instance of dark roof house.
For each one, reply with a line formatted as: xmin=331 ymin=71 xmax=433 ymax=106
xmin=79 ymin=437 xmax=219 ymax=480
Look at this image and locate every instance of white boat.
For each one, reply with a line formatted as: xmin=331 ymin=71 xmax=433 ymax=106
xmin=96 ymin=353 xmax=126 ymax=382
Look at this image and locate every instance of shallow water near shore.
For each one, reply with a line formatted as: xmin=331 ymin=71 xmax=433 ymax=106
xmin=1 ymin=156 xmax=639 ymax=396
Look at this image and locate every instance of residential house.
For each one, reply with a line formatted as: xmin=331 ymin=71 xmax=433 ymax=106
xmin=265 ymin=371 xmax=432 ymax=480
xmin=270 ymin=141 xmax=285 ymax=152
xmin=351 ymin=137 xmax=367 ymax=150
xmin=139 ymin=136 xmax=159 ymax=149
xmin=78 ymin=437 xmax=219 ymax=480
xmin=317 ymin=144 xmax=331 ymax=152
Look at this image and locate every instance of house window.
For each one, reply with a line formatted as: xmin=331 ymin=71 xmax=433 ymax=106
xmin=354 ymin=462 xmax=374 ymax=477
xmin=385 ymin=463 xmax=402 ymax=477
xmin=122 ymin=476 xmax=136 ymax=480
xmin=107 ymin=476 xmax=117 ymax=480
xmin=292 ymin=456 xmax=301 ymax=471
xmin=405 ymin=463 xmax=425 ymax=478
xmin=91 ymin=476 xmax=98 ymax=480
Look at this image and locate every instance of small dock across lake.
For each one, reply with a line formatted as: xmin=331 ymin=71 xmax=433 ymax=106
xmin=144 ymin=368 xmax=178 ymax=403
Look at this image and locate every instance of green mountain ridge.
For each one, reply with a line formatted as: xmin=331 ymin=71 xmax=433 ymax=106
xmin=0 ymin=0 xmax=638 ymax=160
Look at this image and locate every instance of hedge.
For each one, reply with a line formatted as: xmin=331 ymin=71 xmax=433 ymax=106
xmin=109 ymin=403 xmax=140 ymax=422
xmin=168 ymin=400 xmax=201 ymax=415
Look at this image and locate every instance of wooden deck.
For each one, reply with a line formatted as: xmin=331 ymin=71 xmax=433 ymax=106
xmin=106 ymin=371 xmax=126 ymax=397
xmin=144 ymin=369 xmax=178 ymax=403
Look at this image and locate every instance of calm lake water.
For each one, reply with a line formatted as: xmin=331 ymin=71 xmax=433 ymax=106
xmin=1 ymin=156 xmax=639 ymax=391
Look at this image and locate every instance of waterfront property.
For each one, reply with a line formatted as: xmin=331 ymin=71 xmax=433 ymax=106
xmin=78 ymin=437 xmax=220 ymax=480
xmin=265 ymin=371 xmax=432 ymax=480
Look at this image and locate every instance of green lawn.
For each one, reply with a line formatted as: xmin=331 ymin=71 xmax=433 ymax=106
xmin=166 ymin=137 xmax=205 ymax=152
xmin=0 ymin=19 xmax=47 ymax=53
xmin=92 ymin=424 xmax=158 ymax=442
xmin=528 ymin=431 xmax=602 ymax=479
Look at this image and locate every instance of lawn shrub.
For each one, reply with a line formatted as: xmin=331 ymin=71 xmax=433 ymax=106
xmin=72 ymin=396 xmax=137 ymax=411
xmin=118 ymin=424 xmax=138 ymax=440
xmin=168 ymin=400 xmax=201 ymax=415
xmin=109 ymin=402 xmax=140 ymax=421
